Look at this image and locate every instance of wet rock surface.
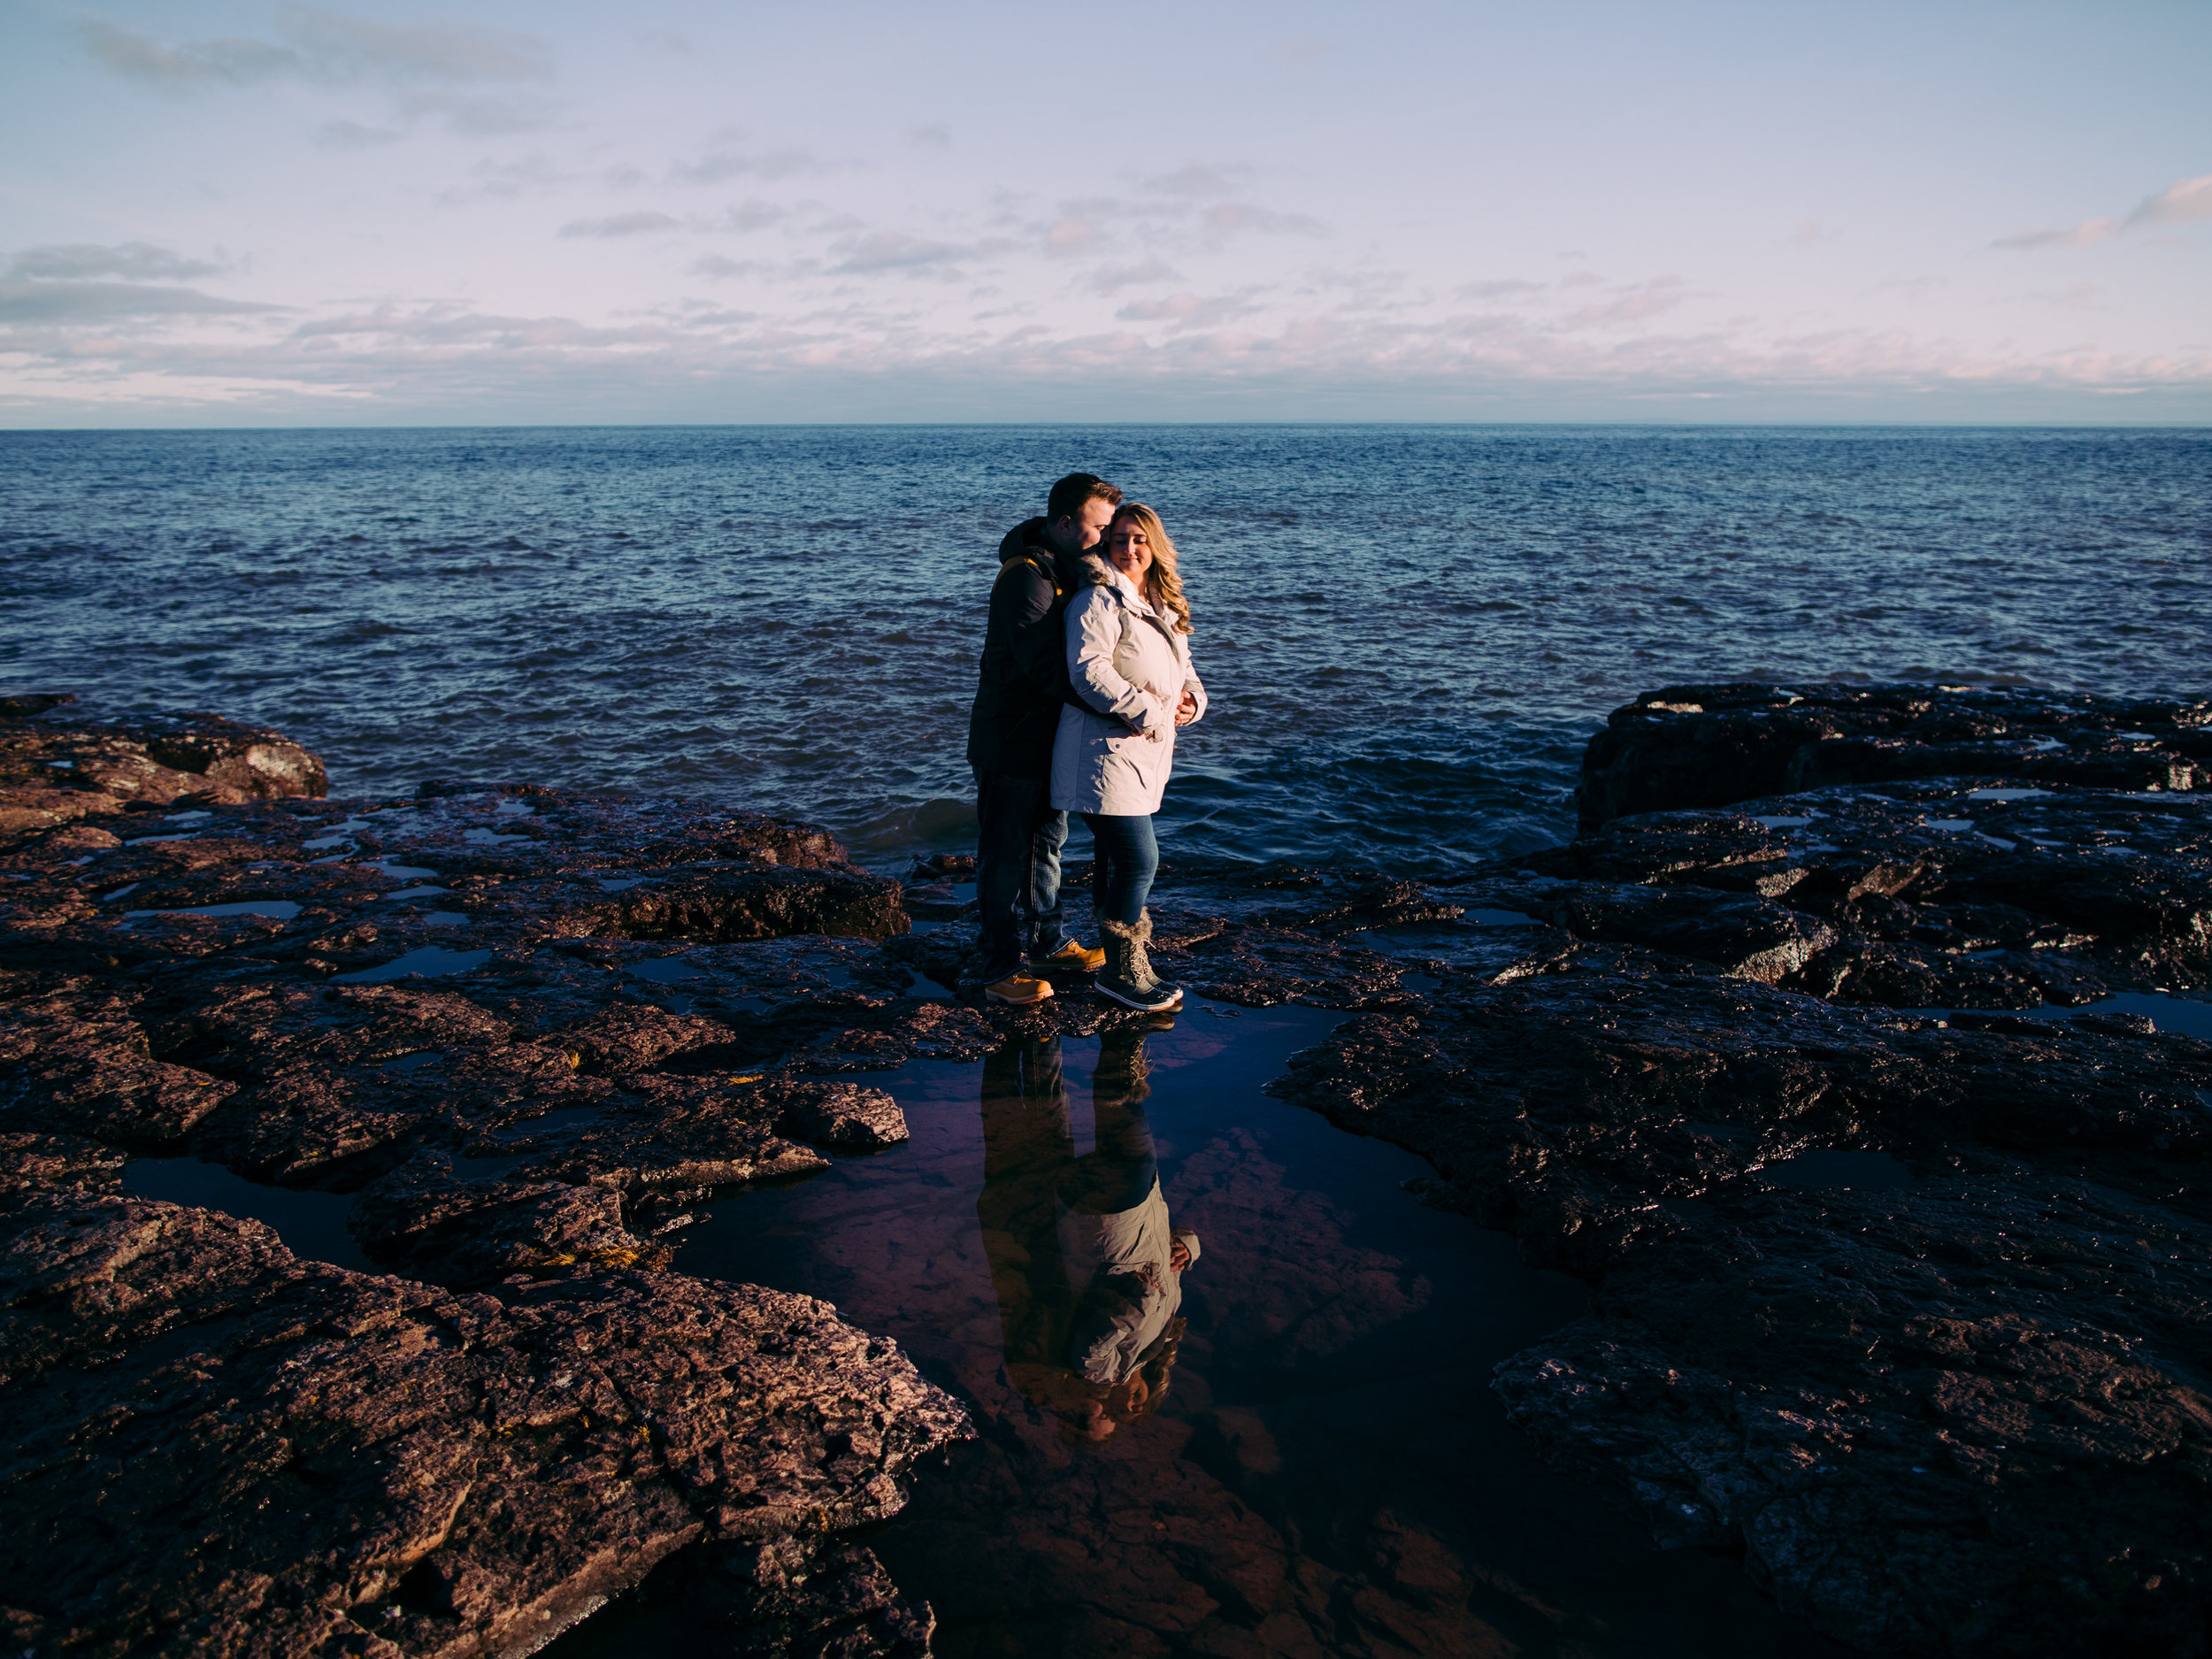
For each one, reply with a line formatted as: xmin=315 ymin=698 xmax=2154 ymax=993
xmin=0 ymin=696 xmax=328 ymax=841
xmin=0 ymin=703 xmax=997 ymax=1656
xmin=0 ymin=1189 xmax=964 ymax=1658
xmin=1276 ymin=683 xmax=2212 ymax=1655
xmin=1578 ymin=680 xmax=2208 ymax=827
xmin=9 ymin=684 xmax=2208 ymax=1655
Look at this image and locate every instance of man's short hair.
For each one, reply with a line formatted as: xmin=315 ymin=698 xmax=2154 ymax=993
xmin=1046 ymin=472 xmax=1122 ymax=526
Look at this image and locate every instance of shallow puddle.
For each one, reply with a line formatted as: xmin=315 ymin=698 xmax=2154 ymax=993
xmin=550 ymin=1002 xmax=1853 ymax=1658
xmin=330 ymin=945 xmax=494 ymax=983
xmin=1913 ymin=990 xmax=2212 ymax=1042
xmin=120 ymin=1156 xmax=373 ymax=1273
xmin=1763 ymin=1149 xmax=1914 ymax=1191
xmin=122 ymin=900 xmax=303 ymax=921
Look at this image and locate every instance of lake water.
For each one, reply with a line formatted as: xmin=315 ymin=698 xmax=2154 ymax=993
xmin=21 ymin=424 xmax=2204 ymax=1655
xmin=5 ymin=425 xmax=2207 ymax=874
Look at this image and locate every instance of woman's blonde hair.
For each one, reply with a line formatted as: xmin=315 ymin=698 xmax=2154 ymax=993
xmin=1110 ymin=503 xmax=1194 ymax=634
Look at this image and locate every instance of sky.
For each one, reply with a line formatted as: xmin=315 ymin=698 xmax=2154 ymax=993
xmin=1 ymin=0 xmax=2208 ymax=426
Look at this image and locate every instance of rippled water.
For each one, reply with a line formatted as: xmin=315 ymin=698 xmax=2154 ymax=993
xmin=5 ymin=426 xmax=2206 ymax=872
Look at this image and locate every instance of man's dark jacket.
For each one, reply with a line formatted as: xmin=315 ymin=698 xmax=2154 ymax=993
xmin=966 ymin=517 xmax=1078 ymax=780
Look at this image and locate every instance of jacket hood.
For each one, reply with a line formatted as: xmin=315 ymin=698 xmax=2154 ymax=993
xmin=1075 ymin=551 xmax=1159 ymax=611
xmin=999 ymin=516 xmax=1052 ymax=562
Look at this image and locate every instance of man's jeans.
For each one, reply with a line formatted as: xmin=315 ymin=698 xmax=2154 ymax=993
xmin=974 ymin=768 xmax=1071 ymax=982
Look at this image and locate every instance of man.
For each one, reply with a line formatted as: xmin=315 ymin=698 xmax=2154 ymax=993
xmin=965 ymin=472 xmax=1119 ymax=1005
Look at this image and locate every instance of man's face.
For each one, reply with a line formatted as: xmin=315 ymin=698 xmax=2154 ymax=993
xmin=1050 ymin=496 xmax=1117 ymax=554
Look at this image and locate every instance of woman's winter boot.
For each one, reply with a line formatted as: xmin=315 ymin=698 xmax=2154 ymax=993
xmin=1096 ymin=913 xmax=1182 ymax=1012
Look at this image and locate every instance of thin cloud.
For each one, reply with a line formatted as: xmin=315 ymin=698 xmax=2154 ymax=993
xmin=277 ymin=4 xmax=551 ymax=81
xmin=830 ymin=232 xmax=985 ymax=273
xmin=71 ymin=4 xmax=551 ymax=88
xmin=908 ymin=124 xmax=952 ymax=149
xmin=1141 ymin=163 xmax=1254 ymax=198
xmin=1560 ymin=277 xmax=1690 ymax=329
xmin=401 ymin=91 xmax=558 ymax=136
xmin=713 ymin=200 xmax=798 ymax=233
xmin=1993 ymin=219 xmax=2116 ymax=250
xmin=0 ymin=282 xmax=282 ymax=323
xmin=1087 ymin=259 xmax=1181 ymax=293
xmin=313 ymin=119 xmax=401 ymax=150
xmin=8 ymin=242 xmax=228 ymax=281
xmin=71 ymin=19 xmax=298 ymax=86
xmin=1116 ymin=290 xmax=1264 ymax=328
xmin=1457 ymin=278 xmax=1546 ymax=300
xmin=557 ymin=211 xmax=681 ymax=239
xmin=1200 ymin=203 xmax=1324 ymax=238
xmin=668 ymin=148 xmax=826 ymax=185
xmin=690 ymin=255 xmax=775 ymax=280
xmin=1994 ymin=171 xmax=2212 ymax=249
xmin=2128 ymin=173 xmax=2212 ymax=226
xmin=289 ymin=303 xmax=676 ymax=349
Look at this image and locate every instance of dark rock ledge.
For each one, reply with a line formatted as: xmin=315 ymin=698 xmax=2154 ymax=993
xmin=1277 ymin=682 xmax=2212 ymax=1656
xmin=5 ymin=683 xmax=2209 ymax=1657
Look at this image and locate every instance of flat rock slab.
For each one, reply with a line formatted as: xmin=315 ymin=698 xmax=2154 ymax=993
xmin=1268 ymin=680 xmax=2212 ymax=1655
xmin=0 ymin=1190 xmax=967 ymax=1658
xmin=1578 ymin=680 xmax=2209 ymax=828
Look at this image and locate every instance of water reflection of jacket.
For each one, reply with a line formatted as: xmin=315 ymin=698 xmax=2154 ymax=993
xmin=1062 ymin=1178 xmax=1202 ymax=1386
xmin=1049 ymin=554 xmax=1206 ymax=817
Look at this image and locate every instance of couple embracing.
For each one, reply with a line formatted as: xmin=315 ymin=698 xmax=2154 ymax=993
xmin=965 ymin=472 xmax=1205 ymax=1012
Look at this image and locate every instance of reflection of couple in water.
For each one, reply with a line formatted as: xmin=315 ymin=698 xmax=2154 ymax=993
xmin=978 ymin=1028 xmax=1199 ymax=1444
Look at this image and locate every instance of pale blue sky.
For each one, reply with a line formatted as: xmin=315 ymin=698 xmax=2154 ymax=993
xmin=3 ymin=0 xmax=2207 ymax=424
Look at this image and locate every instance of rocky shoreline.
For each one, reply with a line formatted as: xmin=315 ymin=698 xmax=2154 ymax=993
xmin=3 ymin=683 xmax=2208 ymax=1656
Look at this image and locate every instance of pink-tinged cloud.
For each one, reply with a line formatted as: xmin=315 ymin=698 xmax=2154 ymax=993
xmin=1087 ymin=259 xmax=1180 ymax=293
xmin=1996 ymin=171 xmax=2212 ymax=249
xmin=1114 ymin=290 xmax=1263 ymax=327
xmin=1993 ymin=218 xmax=2116 ymax=250
xmin=2128 ymin=173 xmax=2212 ymax=225
xmin=1560 ymin=278 xmax=1689 ymax=328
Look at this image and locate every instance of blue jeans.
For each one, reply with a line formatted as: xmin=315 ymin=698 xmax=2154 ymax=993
xmin=974 ymin=768 xmax=1070 ymax=981
xmin=1082 ymin=812 xmax=1158 ymax=927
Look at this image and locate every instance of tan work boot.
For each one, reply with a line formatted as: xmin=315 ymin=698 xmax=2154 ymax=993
xmin=1036 ymin=939 xmax=1107 ymax=972
xmin=983 ymin=971 xmax=1055 ymax=1006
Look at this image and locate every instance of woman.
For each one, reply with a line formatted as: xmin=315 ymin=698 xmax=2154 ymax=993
xmin=1050 ymin=503 xmax=1205 ymax=1011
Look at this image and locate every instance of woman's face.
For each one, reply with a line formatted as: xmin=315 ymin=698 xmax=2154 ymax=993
xmin=1105 ymin=518 xmax=1154 ymax=583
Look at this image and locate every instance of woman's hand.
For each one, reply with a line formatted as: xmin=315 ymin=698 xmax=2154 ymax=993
xmin=1134 ymin=692 xmax=1172 ymax=741
xmin=1174 ymin=690 xmax=1198 ymax=727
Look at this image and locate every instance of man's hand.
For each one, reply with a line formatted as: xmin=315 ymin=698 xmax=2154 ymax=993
xmin=1174 ymin=690 xmax=1199 ymax=727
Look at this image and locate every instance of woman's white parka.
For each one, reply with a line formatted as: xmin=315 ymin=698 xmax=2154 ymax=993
xmin=1049 ymin=554 xmax=1206 ymax=817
